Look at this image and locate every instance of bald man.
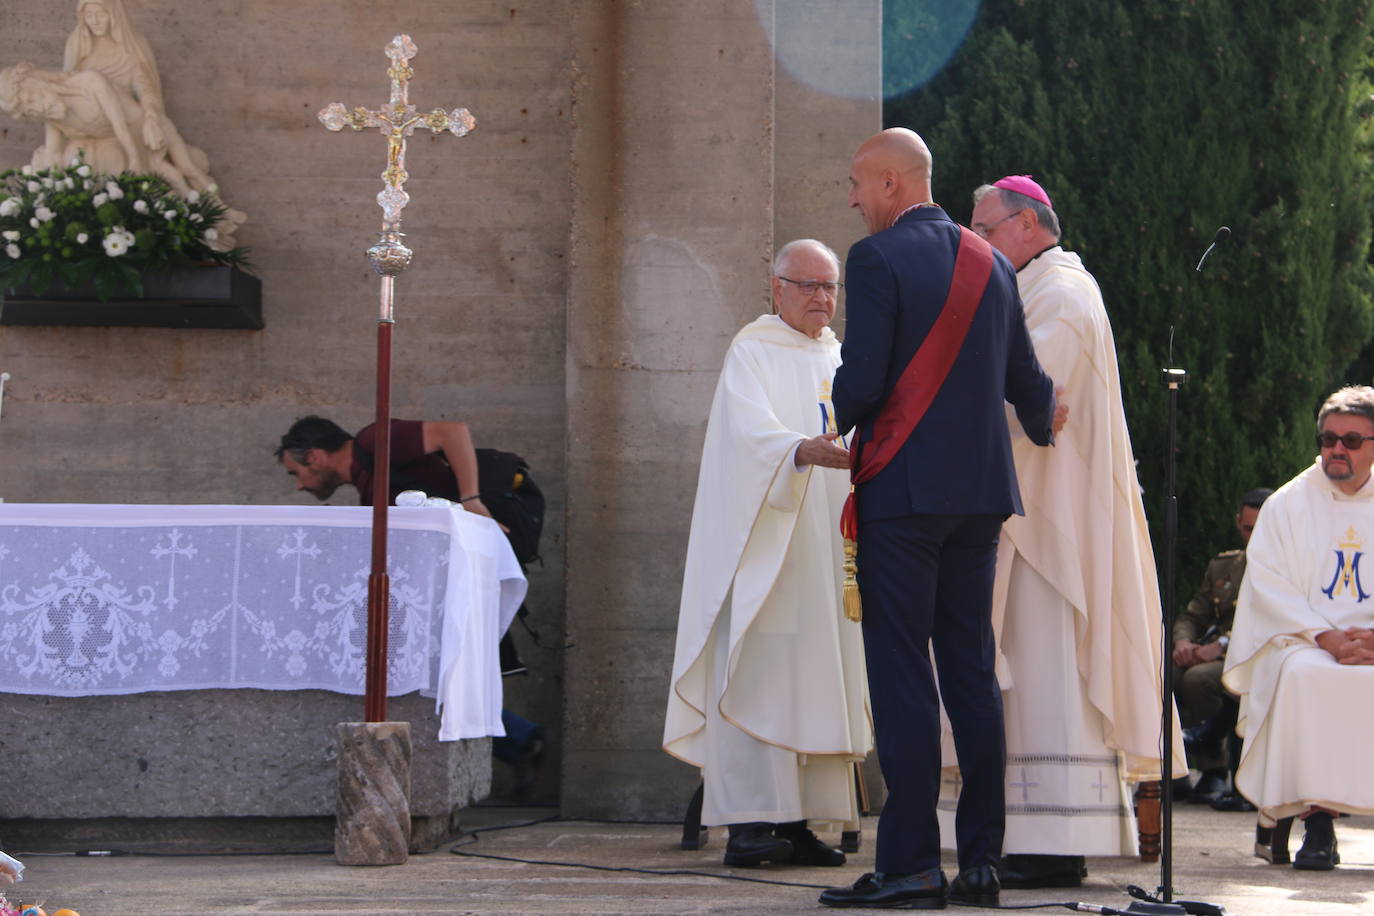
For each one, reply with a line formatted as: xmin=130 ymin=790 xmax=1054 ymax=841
xmin=819 ymin=130 xmax=1061 ymax=910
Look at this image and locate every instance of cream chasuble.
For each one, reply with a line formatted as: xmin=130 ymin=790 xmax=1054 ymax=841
xmin=938 ymin=247 xmax=1182 ymax=855
xmin=1223 ymin=462 xmax=1374 ymax=824
xmin=663 ymin=315 xmax=871 ymax=827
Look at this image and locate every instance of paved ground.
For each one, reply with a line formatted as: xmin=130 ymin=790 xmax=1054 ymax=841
xmin=4 ymin=804 xmax=1372 ymax=915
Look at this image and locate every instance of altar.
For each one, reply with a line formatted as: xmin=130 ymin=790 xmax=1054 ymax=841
xmin=0 ymin=503 xmax=525 ymax=851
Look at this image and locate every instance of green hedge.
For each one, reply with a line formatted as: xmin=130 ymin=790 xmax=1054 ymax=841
xmin=885 ymin=0 xmax=1374 ymax=609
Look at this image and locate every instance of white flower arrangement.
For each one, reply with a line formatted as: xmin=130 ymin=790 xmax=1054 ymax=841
xmin=0 ymin=154 xmax=248 ymax=300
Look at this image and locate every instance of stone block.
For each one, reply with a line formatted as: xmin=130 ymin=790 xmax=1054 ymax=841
xmin=0 ymin=689 xmax=489 ymax=851
xmin=334 ymin=721 xmax=411 ymax=866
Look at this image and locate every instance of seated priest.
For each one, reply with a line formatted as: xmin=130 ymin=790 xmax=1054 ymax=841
xmin=1223 ymin=385 xmax=1374 ymax=870
xmin=663 ymin=239 xmax=871 ymax=869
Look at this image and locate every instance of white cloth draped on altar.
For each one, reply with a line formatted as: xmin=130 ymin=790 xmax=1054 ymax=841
xmin=0 ymin=504 xmax=525 ymax=741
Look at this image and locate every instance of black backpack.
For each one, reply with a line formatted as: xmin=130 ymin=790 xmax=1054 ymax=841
xmin=473 ymin=448 xmax=545 ymax=566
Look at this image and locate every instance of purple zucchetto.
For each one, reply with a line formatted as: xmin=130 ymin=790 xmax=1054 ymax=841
xmin=993 ymin=175 xmax=1052 ymax=208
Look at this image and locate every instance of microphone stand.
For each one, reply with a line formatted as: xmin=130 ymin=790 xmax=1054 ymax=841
xmin=1120 ymin=231 xmax=1233 ymax=916
xmin=1128 ymin=360 xmax=1190 ymax=916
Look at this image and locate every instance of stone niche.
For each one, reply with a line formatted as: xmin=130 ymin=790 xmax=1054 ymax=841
xmin=0 ymin=689 xmax=489 ymax=853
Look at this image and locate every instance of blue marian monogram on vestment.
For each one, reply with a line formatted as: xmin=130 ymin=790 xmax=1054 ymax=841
xmin=1322 ymin=526 xmax=1371 ymax=602
xmin=817 ymin=379 xmax=848 ymax=448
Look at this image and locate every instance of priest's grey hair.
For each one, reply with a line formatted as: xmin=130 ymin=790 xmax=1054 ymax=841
xmin=773 ymin=239 xmax=840 ymax=278
xmin=973 ymin=185 xmax=1061 ymax=241
xmin=1317 ymin=385 xmax=1374 ymax=430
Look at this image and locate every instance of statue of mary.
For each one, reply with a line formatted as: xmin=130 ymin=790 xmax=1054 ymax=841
xmin=0 ymin=0 xmax=245 ymax=247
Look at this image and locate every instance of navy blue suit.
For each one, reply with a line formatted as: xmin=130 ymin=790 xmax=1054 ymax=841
xmin=832 ymin=207 xmax=1055 ymax=876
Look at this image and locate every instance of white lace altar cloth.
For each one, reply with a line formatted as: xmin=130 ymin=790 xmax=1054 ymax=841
xmin=0 ymin=504 xmax=526 ymax=741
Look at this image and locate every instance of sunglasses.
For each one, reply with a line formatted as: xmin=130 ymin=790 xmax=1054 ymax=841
xmin=1317 ymin=431 xmax=1374 ymax=450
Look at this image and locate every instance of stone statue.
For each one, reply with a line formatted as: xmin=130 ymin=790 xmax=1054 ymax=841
xmin=0 ymin=0 xmax=245 ymax=248
xmin=2 ymin=63 xmax=158 ymax=179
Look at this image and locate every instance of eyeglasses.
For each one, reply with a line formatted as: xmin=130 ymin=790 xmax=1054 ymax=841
xmin=1317 ymin=431 xmax=1374 ymax=450
xmin=972 ymin=209 xmax=1024 ymax=238
xmin=777 ymin=277 xmax=843 ymax=296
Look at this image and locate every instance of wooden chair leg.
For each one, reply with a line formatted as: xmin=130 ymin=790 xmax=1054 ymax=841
xmin=854 ymin=759 xmax=871 ymax=816
xmin=840 ymin=761 xmax=868 ymax=853
xmin=1256 ymin=816 xmax=1293 ymax=864
xmin=681 ymin=781 xmax=708 ymax=850
xmin=1135 ymin=779 xmax=1161 ymax=863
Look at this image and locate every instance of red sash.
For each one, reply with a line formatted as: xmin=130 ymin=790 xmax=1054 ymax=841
xmin=839 ymin=227 xmax=995 ymax=541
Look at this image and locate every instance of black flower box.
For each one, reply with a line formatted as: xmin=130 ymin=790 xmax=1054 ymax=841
xmin=0 ymin=265 xmax=262 ymax=329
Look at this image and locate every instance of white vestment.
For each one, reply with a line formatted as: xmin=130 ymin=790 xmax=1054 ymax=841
xmin=1223 ymin=462 xmax=1374 ymax=825
xmin=938 ymin=247 xmax=1182 ymax=855
xmin=663 ymin=315 xmax=871 ymax=827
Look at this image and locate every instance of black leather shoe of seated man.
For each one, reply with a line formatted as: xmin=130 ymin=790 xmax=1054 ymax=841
xmin=949 ymin=864 xmax=1000 ymax=907
xmin=1210 ymin=790 xmax=1257 ymax=812
xmin=723 ymin=822 xmax=793 ymax=867
xmin=818 ymin=868 xmax=948 ymax=909
xmin=775 ymin=821 xmax=846 ymax=866
xmin=997 ymin=853 xmax=1084 ymax=889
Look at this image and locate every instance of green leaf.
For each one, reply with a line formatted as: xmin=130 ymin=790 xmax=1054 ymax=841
xmin=57 ymin=260 xmax=82 ymax=289
xmin=0 ymin=258 xmax=36 ymax=292
xmin=115 ymin=260 xmax=143 ymax=297
xmin=28 ymin=261 xmax=55 ymax=295
xmin=91 ymin=265 xmax=119 ymax=301
xmin=67 ymin=259 xmax=97 ymax=289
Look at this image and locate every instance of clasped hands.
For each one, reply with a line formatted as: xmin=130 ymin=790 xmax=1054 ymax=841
xmin=1316 ymin=627 xmax=1374 ymax=665
xmin=1173 ymin=638 xmax=1225 ymax=668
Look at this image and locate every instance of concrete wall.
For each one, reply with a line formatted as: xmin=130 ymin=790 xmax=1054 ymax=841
xmin=559 ymin=0 xmax=879 ymax=819
xmin=0 ymin=0 xmax=880 ymax=820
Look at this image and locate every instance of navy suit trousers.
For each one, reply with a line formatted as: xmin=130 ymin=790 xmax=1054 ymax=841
xmin=857 ymin=513 xmax=1006 ymax=875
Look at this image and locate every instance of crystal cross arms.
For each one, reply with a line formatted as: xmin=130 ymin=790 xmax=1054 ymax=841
xmin=318 ymin=35 xmax=476 ymax=276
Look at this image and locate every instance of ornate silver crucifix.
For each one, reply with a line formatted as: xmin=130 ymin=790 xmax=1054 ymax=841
xmin=319 ymin=34 xmax=476 ymax=313
xmin=317 ymin=35 xmax=475 ymax=723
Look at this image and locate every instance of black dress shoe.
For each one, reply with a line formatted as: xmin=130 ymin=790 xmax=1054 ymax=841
xmin=1210 ymin=790 xmax=1257 ymax=812
xmin=723 ymin=822 xmax=792 ymax=867
xmin=997 ymin=853 xmax=1084 ymax=889
xmin=818 ymin=869 xmax=948 ymax=909
xmin=1188 ymin=771 xmax=1228 ymax=804
xmin=949 ymin=864 xmax=999 ymax=907
xmin=1169 ymin=775 xmax=1192 ymax=803
xmin=775 ymin=822 xmax=846 ymax=866
xmin=1293 ymin=812 xmax=1340 ymax=870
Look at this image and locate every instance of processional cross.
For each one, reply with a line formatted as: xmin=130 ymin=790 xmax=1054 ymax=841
xmin=318 ymin=35 xmax=476 ymax=723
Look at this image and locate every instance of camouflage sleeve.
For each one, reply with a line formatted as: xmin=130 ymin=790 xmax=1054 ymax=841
xmin=1173 ymin=556 xmax=1223 ymax=644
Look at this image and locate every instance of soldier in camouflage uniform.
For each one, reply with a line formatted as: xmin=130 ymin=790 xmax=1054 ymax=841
xmin=1172 ymin=487 xmax=1272 ymax=806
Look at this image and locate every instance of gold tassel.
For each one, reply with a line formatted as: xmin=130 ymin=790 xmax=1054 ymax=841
xmin=842 ymin=537 xmax=862 ymax=622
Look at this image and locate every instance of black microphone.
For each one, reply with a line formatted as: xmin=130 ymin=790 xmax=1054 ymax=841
xmin=1195 ymin=226 xmax=1230 ymax=273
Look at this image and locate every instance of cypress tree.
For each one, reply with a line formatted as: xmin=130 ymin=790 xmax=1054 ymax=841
xmin=886 ymin=0 xmax=1374 ymax=606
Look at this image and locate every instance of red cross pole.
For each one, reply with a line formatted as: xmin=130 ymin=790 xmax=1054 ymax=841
xmin=318 ymin=35 xmax=476 ymax=722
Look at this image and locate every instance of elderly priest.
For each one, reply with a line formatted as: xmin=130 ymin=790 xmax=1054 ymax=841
xmin=1224 ymin=385 xmax=1374 ymax=870
xmin=664 ymin=239 xmax=871 ymax=869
